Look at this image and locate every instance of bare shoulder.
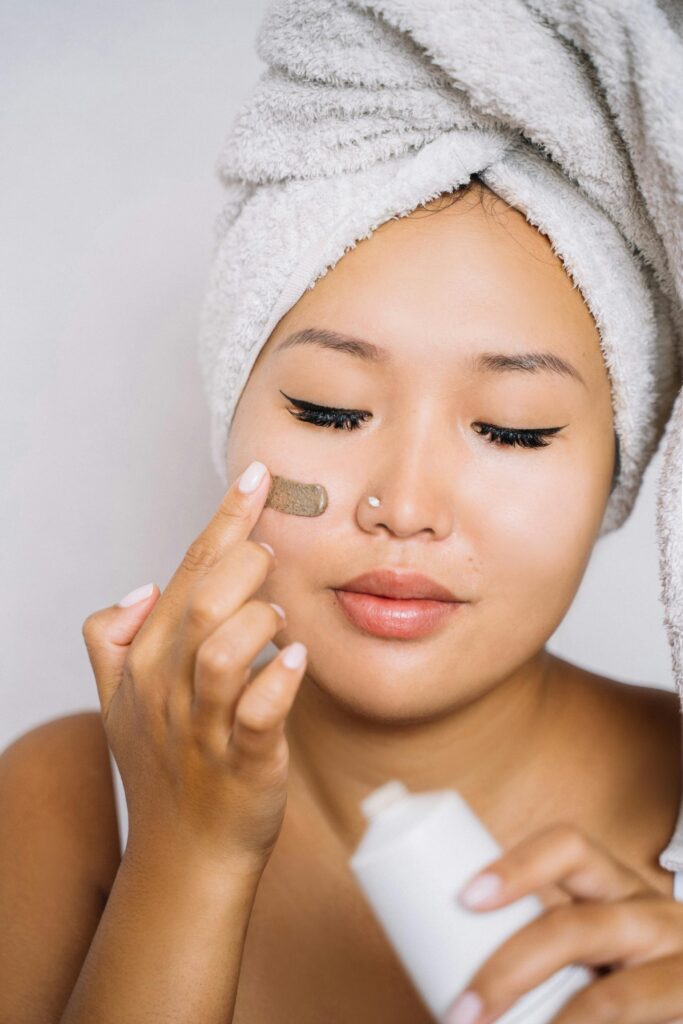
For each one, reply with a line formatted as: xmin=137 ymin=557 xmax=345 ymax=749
xmin=553 ymin=650 xmax=678 ymax=734
xmin=563 ymin=661 xmax=682 ymax=878
xmin=584 ymin=668 xmax=681 ymax=748
xmin=0 ymin=711 xmax=122 ymax=1021
xmin=607 ymin=675 xmax=682 ymax=793
xmin=0 ymin=709 xmax=121 ymax=895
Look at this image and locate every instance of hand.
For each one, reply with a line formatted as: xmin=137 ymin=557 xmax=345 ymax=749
xmin=443 ymin=823 xmax=683 ymax=1024
xmin=81 ymin=460 xmax=307 ymax=879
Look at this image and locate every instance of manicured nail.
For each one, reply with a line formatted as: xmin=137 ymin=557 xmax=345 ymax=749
xmin=259 ymin=541 xmax=275 ymax=556
xmin=238 ymin=460 xmax=267 ymax=493
xmin=282 ymin=642 xmax=307 ymax=668
xmin=270 ymin=603 xmax=286 ymax=619
xmin=459 ymin=872 xmax=502 ymax=908
xmin=117 ymin=583 xmax=154 ymax=608
xmin=443 ymin=990 xmax=483 ymax=1024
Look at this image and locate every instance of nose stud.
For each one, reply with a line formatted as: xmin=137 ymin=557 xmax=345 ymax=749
xmin=367 ymin=496 xmax=381 ymax=507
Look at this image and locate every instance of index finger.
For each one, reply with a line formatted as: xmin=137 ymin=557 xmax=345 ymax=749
xmin=144 ymin=460 xmax=273 ymax=625
xmin=458 ymin=823 xmax=652 ymax=912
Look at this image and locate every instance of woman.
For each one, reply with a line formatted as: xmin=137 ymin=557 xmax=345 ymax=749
xmin=4 ymin=0 xmax=683 ymax=1020
xmin=3 ymin=179 xmax=683 ymax=1024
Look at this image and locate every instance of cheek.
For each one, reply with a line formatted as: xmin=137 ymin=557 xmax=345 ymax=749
xmin=477 ymin=454 xmax=598 ymax=627
xmin=249 ymin=471 xmax=351 ymax=579
xmin=251 ymin=507 xmax=321 ymax=557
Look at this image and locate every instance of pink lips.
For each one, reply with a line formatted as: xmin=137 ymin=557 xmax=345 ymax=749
xmin=333 ymin=590 xmax=463 ymax=638
xmin=331 ymin=570 xmax=465 ymax=639
xmin=337 ymin=569 xmax=461 ymax=602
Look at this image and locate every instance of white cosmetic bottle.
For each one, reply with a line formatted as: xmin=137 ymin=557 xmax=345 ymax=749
xmin=348 ymin=781 xmax=593 ymax=1023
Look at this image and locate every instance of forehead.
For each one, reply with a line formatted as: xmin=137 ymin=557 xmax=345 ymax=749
xmin=260 ymin=186 xmax=606 ymax=386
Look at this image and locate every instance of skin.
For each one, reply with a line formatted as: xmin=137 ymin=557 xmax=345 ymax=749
xmin=3 ymin=181 xmax=678 ymax=1024
xmin=225 ymin=182 xmax=620 ymax=851
xmin=2 ymin=185 xmax=680 ymax=1024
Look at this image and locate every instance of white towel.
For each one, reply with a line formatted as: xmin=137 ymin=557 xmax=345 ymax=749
xmin=196 ymin=0 xmax=683 ymax=866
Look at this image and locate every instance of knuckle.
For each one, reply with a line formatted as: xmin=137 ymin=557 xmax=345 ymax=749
xmin=182 ymin=539 xmax=221 ymax=573
xmin=552 ymin=821 xmax=589 ymax=856
xmin=186 ymin=593 xmax=225 ymax=630
xmin=214 ymin=501 xmax=250 ymax=530
xmin=194 ymin=663 xmax=250 ymax=710
xmin=197 ymin=641 xmax=238 ymax=675
xmin=125 ymin=643 xmax=151 ymax=683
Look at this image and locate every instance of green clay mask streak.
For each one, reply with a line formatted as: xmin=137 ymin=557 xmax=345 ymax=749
xmin=265 ymin=474 xmax=329 ymax=517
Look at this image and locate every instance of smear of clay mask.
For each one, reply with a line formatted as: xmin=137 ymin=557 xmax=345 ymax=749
xmin=265 ymin=474 xmax=328 ymax=517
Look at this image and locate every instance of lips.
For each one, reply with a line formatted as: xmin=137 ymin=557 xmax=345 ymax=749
xmin=335 ymin=569 xmax=462 ymax=602
xmin=331 ymin=570 xmax=465 ymax=639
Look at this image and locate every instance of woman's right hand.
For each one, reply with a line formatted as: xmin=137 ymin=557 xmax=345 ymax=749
xmin=81 ymin=460 xmax=307 ymax=880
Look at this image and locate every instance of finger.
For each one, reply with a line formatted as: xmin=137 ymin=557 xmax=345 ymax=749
xmin=169 ymin=539 xmax=276 ymax=683
xmin=450 ymin=897 xmax=681 ymax=1023
xmin=135 ymin=460 xmax=272 ymax=643
xmin=81 ymin=583 xmax=159 ymax=716
xmin=551 ymin=952 xmax=683 ymax=1024
xmin=187 ymin=599 xmax=288 ymax=756
xmin=230 ymin=640 xmax=307 ymax=761
xmin=458 ymin=823 xmax=654 ymax=913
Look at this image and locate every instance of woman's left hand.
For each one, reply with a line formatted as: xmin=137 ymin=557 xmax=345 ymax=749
xmin=442 ymin=823 xmax=683 ymax=1024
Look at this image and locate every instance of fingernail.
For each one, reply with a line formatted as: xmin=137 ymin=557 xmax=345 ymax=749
xmin=459 ymin=872 xmax=502 ymax=908
xmin=270 ymin=603 xmax=286 ymax=619
xmin=282 ymin=642 xmax=307 ymax=668
xmin=259 ymin=541 xmax=275 ymax=556
xmin=238 ymin=460 xmax=267 ymax=493
xmin=442 ymin=991 xmax=483 ymax=1024
xmin=117 ymin=583 xmax=154 ymax=608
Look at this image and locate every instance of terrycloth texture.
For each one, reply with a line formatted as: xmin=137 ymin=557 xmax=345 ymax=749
xmin=197 ymin=1 xmax=683 ymax=864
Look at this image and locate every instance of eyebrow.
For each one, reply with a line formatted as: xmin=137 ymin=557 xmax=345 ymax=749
xmin=273 ymin=327 xmax=587 ymax=388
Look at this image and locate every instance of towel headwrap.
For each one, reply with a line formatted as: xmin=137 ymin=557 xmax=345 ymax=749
xmin=197 ymin=0 xmax=683 ymax=866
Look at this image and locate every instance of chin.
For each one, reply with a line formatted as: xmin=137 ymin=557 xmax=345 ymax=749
xmin=299 ymin=655 xmax=474 ymax=725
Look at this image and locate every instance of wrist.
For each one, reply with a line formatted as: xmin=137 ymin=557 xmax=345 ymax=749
xmin=122 ymin=830 xmax=268 ymax=897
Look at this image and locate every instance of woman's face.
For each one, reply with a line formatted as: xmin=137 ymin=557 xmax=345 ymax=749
xmin=226 ymin=185 xmax=616 ymax=722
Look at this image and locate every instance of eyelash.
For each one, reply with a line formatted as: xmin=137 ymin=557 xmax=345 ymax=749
xmin=280 ymin=392 xmax=564 ymax=449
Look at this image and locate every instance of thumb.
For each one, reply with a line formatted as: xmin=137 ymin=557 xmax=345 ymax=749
xmin=82 ymin=582 xmax=159 ymax=716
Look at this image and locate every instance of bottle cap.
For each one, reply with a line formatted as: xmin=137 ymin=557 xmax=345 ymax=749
xmin=360 ymin=780 xmax=409 ymax=820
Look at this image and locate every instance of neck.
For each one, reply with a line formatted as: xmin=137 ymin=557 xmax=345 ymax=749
xmin=285 ymin=648 xmax=570 ymax=853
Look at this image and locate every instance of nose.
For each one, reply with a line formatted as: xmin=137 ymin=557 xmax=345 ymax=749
xmin=356 ymin=421 xmax=455 ymax=540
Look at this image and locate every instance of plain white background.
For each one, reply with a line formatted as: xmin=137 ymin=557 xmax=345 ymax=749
xmin=1 ymin=0 xmax=676 ymax=755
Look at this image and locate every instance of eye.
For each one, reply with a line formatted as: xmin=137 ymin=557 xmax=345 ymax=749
xmin=281 ymin=391 xmax=370 ymax=431
xmin=474 ymin=422 xmax=565 ymax=449
xmin=281 ymin=392 xmax=565 ymax=448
